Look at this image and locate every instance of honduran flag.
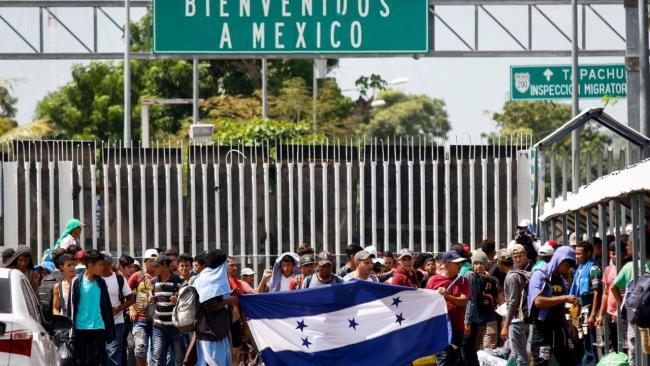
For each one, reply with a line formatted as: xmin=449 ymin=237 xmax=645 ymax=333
xmin=238 ymin=280 xmax=450 ymax=366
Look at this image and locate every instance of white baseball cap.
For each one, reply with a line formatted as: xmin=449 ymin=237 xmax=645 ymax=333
xmin=241 ymin=268 xmax=255 ymax=276
xmin=538 ymin=244 xmax=555 ymax=257
xmin=143 ymin=249 xmax=159 ymax=259
xmin=364 ymin=245 xmax=378 ymax=258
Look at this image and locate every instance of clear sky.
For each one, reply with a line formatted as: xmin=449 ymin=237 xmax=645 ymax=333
xmin=0 ymin=3 xmax=630 ymax=141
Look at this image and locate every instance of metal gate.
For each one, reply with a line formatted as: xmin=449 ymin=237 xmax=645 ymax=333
xmin=1 ymin=138 xmax=531 ymax=276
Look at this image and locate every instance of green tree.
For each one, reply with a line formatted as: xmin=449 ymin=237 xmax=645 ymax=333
xmin=211 ymin=118 xmax=324 ymax=145
xmin=270 ymin=77 xmax=313 ymax=122
xmin=487 ymin=100 xmax=611 ymax=152
xmin=316 ymin=79 xmax=355 ymax=137
xmin=0 ymin=79 xmax=17 ymax=119
xmin=357 ymin=89 xmax=451 ymax=140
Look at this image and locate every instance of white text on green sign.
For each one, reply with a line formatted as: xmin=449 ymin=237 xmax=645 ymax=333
xmin=510 ymin=64 xmax=626 ymax=100
xmin=154 ymin=0 xmax=429 ymax=54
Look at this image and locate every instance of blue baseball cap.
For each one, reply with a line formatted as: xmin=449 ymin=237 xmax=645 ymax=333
xmin=442 ymin=250 xmax=467 ymax=264
xmin=35 ymin=261 xmax=56 ymax=273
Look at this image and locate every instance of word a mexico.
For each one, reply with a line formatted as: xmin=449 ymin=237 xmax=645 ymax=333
xmin=511 ymin=64 xmax=627 ymax=100
xmin=154 ymin=0 xmax=429 ymax=53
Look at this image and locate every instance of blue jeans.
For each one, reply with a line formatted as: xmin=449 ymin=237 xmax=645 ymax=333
xmin=106 ymin=323 xmax=125 ymax=366
xmin=151 ymin=325 xmax=186 ymax=366
xmin=132 ymin=321 xmax=152 ymax=361
xmin=509 ymin=322 xmax=529 ymax=366
xmin=582 ymin=326 xmax=598 ymax=366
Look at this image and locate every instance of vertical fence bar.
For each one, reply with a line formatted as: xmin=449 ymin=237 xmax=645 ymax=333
xmin=24 ymin=151 xmax=31 ymax=246
xmin=239 ymin=159 xmax=246 ymax=261
xmin=36 ymin=151 xmax=43 ymax=255
xmin=176 ymin=147 xmax=184 ymax=253
xmin=251 ymin=150 xmax=259 ymax=281
xmin=103 ymin=147 xmax=110 ymax=252
xmin=91 ymin=150 xmax=98 ymax=249
xmin=614 ymin=200 xmax=623 ymax=352
xmin=165 ymin=160 xmax=172 ymax=248
xmin=506 ymin=149 xmax=513 ymax=243
xmin=395 ymin=149 xmax=402 ymax=250
xmin=444 ymin=150 xmax=451 ymax=246
xmin=190 ymin=149 xmax=197 ymax=256
xmin=408 ymin=146 xmax=415 ymax=251
xmin=214 ymin=147 xmax=221 ymax=249
xmin=309 ymin=155 xmax=316 ymax=248
xmin=276 ymin=157 xmax=283 ymax=254
xmin=334 ymin=157 xmax=341 ymax=258
xmin=619 ymin=150 xmax=627 ymax=231
xmin=433 ymin=150 xmax=439 ymax=252
xmin=140 ymin=150 xmax=147 ymax=253
xmin=494 ymin=153 xmax=501 ymax=247
xmin=346 ymin=153 xmax=353 ymax=245
xmin=599 ymin=201 xmax=608 ymax=349
xmin=227 ymin=160 xmax=234 ymax=258
xmin=288 ymin=159 xmax=295 ymax=252
xmin=420 ymin=152 xmax=426 ymax=253
xmin=49 ymin=153 xmax=55 ymax=248
xmin=322 ymin=158 xmax=329 ymax=253
xmin=481 ymin=150 xmax=488 ymax=241
xmin=383 ymin=149 xmax=390 ymax=252
xmin=469 ymin=149 xmax=476 ymax=248
xmin=585 ymin=152 xmax=593 ymax=240
xmin=226 ymin=161 xmax=235 ymax=256
xmin=151 ymin=150 xmax=159 ymax=249
xmin=202 ymin=157 xmax=208 ymax=253
xmin=371 ymin=144 xmax=378 ymax=247
xmin=630 ymin=195 xmax=641 ymax=364
xmin=263 ymin=159 xmax=270 ymax=268
xmin=456 ymin=148 xmax=463 ymax=244
xmin=75 ymin=147 xmax=83 ymax=246
xmin=562 ymin=149 xmax=568 ymax=244
xmin=359 ymin=149 xmax=366 ymax=247
xmin=127 ymin=152 xmax=134 ymax=256
xmin=116 ymin=159 xmax=122 ymax=258
xmin=608 ymin=149 xmax=614 ymax=233
xmin=297 ymin=154 xmax=304 ymax=246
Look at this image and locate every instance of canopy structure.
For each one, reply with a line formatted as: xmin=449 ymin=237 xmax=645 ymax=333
xmin=539 ymin=158 xmax=650 ymax=224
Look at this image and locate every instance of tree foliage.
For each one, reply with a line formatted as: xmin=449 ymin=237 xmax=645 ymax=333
xmin=487 ymin=100 xmax=611 ymax=153
xmin=211 ymin=118 xmax=324 ymax=145
xmin=357 ymin=89 xmax=451 ymax=140
xmin=0 ymin=80 xmax=17 ymax=119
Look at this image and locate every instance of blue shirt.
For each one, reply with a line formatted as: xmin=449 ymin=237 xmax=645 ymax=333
xmin=75 ymin=276 xmax=105 ymax=330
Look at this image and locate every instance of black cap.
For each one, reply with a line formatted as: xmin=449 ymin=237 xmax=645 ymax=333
xmin=155 ymin=255 xmax=171 ymax=266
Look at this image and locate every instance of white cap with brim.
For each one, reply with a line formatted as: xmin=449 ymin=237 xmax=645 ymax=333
xmin=143 ymin=249 xmax=158 ymax=259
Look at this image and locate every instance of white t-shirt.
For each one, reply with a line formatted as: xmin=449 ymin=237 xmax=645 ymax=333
xmin=103 ymin=272 xmax=133 ymax=324
xmin=344 ymin=272 xmax=379 ymax=282
xmin=280 ymin=275 xmax=293 ymax=292
xmin=59 ymin=235 xmax=78 ymax=250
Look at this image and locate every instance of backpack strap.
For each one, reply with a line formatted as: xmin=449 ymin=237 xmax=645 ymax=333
xmin=58 ymin=280 xmax=66 ymax=314
xmin=117 ymin=274 xmax=125 ymax=304
xmin=305 ymin=275 xmax=313 ymax=288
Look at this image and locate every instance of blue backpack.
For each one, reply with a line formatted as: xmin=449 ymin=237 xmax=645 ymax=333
xmin=623 ymin=273 xmax=650 ymax=328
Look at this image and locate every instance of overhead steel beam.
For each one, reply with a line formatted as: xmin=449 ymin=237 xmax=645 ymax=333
xmin=0 ymin=0 xmax=623 ymax=6
xmin=0 ymin=50 xmax=626 ymax=60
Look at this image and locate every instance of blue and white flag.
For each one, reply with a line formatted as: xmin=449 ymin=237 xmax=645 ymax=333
xmin=238 ymin=280 xmax=450 ymax=366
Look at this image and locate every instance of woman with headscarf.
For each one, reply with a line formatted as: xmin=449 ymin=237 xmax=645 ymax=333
xmin=2 ymin=245 xmax=39 ymax=290
xmin=54 ymin=218 xmax=83 ymax=250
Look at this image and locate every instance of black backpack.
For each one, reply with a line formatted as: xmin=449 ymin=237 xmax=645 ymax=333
xmin=475 ymin=272 xmax=498 ymax=315
xmin=624 ymin=273 xmax=650 ymax=328
xmin=37 ymin=271 xmax=65 ymax=325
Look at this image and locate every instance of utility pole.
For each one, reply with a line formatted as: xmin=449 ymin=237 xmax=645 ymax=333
xmin=193 ymin=58 xmax=199 ymax=124
xmin=262 ymin=58 xmax=268 ymax=121
xmin=571 ymin=0 xmax=580 ymax=238
xmin=123 ymin=0 xmax=131 ymax=147
xmin=639 ymin=0 xmax=650 ymax=139
xmin=626 ymin=0 xmax=641 ymax=162
xmin=312 ymin=60 xmax=318 ymax=132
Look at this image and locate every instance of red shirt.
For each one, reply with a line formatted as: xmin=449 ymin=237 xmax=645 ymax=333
xmin=426 ymin=274 xmax=471 ymax=332
xmin=391 ymin=267 xmax=419 ymax=288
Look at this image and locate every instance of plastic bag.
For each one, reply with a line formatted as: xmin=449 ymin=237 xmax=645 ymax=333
xmin=597 ymin=352 xmax=629 ymax=366
xmin=58 ymin=340 xmax=75 ymax=366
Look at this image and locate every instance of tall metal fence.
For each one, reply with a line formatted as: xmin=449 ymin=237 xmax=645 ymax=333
xmin=1 ymin=138 xmax=532 ymax=275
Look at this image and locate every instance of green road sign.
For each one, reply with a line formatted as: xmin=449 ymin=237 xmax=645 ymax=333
xmin=510 ymin=64 xmax=627 ymax=100
xmin=153 ymin=0 xmax=429 ymax=54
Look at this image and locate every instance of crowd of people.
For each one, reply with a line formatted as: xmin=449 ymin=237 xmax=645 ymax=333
xmin=1 ymin=217 xmax=649 ymax=366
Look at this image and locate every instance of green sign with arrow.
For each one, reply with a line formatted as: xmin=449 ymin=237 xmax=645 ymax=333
xmin=510 ymin=64 xmax=627 ymax=101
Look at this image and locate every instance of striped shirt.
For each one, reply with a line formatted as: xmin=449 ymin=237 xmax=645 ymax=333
xmin=152 ymin=275 xmax=182 ymax=327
